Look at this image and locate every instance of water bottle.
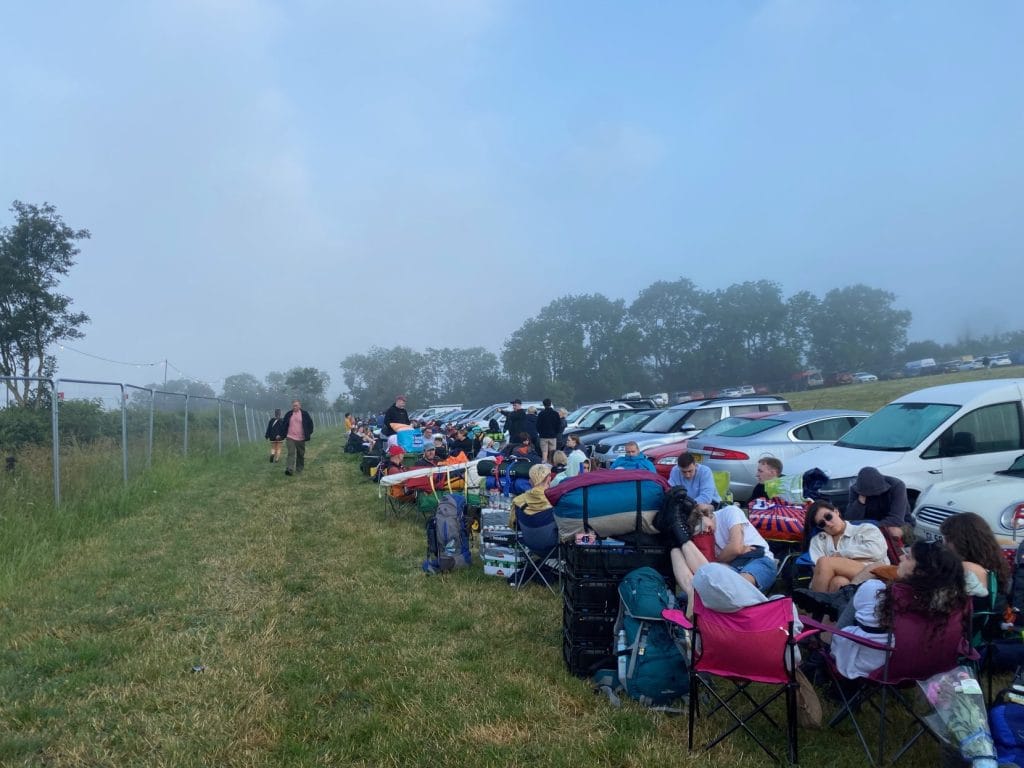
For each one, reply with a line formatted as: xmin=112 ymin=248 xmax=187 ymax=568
xmin=616 ymin=629 xmax=628 ymax=682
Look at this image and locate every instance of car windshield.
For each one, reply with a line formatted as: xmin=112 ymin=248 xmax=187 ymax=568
xmin=610 ymin=411 xmax=655 ymax=433
xmin=836 ymin=402 xmax=960 ymax=451
xmin=565 ymin=406 xmax=588 ymax=424
xmin=579 ymin=409 xmax=610 ymax=428
xmin=642 ymin=408 xmax=689 ymax=433
xmin=703 ymin=417 xmax=784 ymax=438
xmin=1002 ymin=454 xmax=1024 ymax=474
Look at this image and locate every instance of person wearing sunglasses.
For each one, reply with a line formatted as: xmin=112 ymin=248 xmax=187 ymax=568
xmin=805 ymin=500 xmax=888 ymax=593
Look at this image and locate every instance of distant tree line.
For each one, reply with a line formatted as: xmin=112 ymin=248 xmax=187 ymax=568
xmin=338 ymin=280 xmax=1024 ymax=413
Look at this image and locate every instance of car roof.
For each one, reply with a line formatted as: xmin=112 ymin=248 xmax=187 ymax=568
xmin=893 ymin=379 xmax=1024 ymax=405
xmin=665 ymin=395 xmax=788 ymax=410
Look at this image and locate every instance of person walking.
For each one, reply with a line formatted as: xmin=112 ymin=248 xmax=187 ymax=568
xmin=284 ymin=399 xmax=314 ymax=476
xmin=265 ymin=408 xmax=286 ymax=463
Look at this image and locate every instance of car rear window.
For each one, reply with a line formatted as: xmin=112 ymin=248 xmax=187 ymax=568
xmin=715 ymin=418 xmax=785 ymax=437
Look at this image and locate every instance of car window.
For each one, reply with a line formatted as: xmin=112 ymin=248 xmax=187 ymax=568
xmin=836 ymin=402 xmax=960 ymax=451
xmin=611 ymin=411 xmax=658 ymax=432
xmin=579 ymin=408 xmax=610 ymax=428
xmin=792 ymin=416 xmax=863 ymax=442
xmin=696 ymin=417 xmax=751 ymax=438
xmin=565 ymin=406 xmax=587 ymax=424
xmin=683 ymin=407 xmax=723 ymax=431
xmin=921 ymin=402 xmax=1024 ymax=459
xmin=715 ymin=418 xmax=784 ymax=438
xmin=642 ymin=408 xmax=689 ymax=432
xmin=762 ymin=402 xmax=791 ymax=412
xmin=730 ymin=405 xmax=762 ymax=416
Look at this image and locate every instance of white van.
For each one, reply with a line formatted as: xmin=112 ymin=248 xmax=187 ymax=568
xmin=784 ymin=379 xmax=1024 ymax=509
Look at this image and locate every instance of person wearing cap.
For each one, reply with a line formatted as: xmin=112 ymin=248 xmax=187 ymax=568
xmin=283 ymin=399 xmax=314 ymax=476
xmin=384 ymin=444 xmax=415 ymax=501
xmin=382 ymin=395 xmax=410 ymax=437
xmin=415 ymin=444 xmax=439 ymax=468
xmin=844 ymin=466 xmax=911 ymax=538
xmin=501 ymin=400 xmax=528 ymax=446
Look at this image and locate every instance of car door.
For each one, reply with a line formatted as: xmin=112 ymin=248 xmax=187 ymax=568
xmin=922 ymin=401 xmax=1024 ymax=485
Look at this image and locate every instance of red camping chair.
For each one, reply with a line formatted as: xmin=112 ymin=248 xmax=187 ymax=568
xmin=802 ymin=582 xmax=975 ymax=766
xmin=663 ymin=593 xmax=813 ymax=764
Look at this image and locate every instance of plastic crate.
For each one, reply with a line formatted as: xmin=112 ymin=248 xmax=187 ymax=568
xmin=562 ymin=573 xmax=620 ymax=612
xmin=562 ymin=541 xmax=673 ymax=580
xmin=563 ymin=601 xmax=617 ymax=644
xmin=562 ymin=632 xmax=613 ymax=678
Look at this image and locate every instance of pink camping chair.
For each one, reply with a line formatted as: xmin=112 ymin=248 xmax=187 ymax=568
xmin=663 ymin=592 xmax=812 ymax=764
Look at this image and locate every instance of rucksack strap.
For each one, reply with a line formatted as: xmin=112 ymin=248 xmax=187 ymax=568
xmin=634 ymin=480 xmax=643 ymax=533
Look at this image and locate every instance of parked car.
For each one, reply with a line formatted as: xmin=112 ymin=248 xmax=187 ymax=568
xmin=738 ymin=385 xmax=756 ymax=396
xmin=785 ymin=379 xmax=1024 ymax=510
xmin=988 ymin=354 xmax=1013 ymax=368
xmin=914 ymin=452 xmax=1024 ymax=552
xmin=718 ymin=387 xmax=742 ymax=398
xmin=592 ymin=396 xmax=792 ymax=466
xmin=563 ymin=401 xmax=638 ymax=431
xmin=684 ymin=409 xmax=869 ymax=502
xmin=562 ymin=407 xmax=650 ymax=440
xmin=852 ymin=372 xmax=879 ymax=383
xmin=578 ymin=410 xmax=662 ymax=453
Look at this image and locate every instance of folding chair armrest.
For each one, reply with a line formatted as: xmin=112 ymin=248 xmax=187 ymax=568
xmin=662 ymin=608 xmax=692 ymax=630
xmin=794 ymin=628 xmax=822 ymax=644
xmin=799 ymin=615 xmax=892 ymax=651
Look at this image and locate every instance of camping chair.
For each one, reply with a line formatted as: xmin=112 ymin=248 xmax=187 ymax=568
xmin=512 ymin=505 xmax=562 ymax=595
xmin=801 ymin=583 xmax=976 ymax=766
xmin=663 ymin=594 xmax=809 ymax=764
xmin=968 ymin=570 xmax=1010 ymax=703
xmin=380 ymin=464 xmax=418 ymax=519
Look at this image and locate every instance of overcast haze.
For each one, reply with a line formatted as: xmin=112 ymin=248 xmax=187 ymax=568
xmin=3 ymin=1 xmax=1022 ymax=398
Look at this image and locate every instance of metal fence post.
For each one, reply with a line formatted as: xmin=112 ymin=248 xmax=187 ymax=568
xmin=184 ymin=394 xmax=190 ymax=456
xmin=217 ymin=400 xmax=223 ymax=455
xmin=147 ymin=388 xmax=155 ymax=468
xmin=119 ymin=383 xmax=128 ymax=485
xmin=231 ymin=401 xmax=240 ymax=446
xmin=50 ymin=379 xmax=60 ymax=507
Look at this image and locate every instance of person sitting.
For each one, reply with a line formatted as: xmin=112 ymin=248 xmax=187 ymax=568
xmin=504 ymin=432 xmax=541 ymax=463
xmin=549 ymin=450 xmax=568 ymax=484
xmin=415 ymin=445 xmax=439 ymax=467
xmin=509 ymin=463 xmax=553 ymax=528
xmin=940 ymin=512 xmax=1010 ymax=603
xmin=748 ymin=456 xmax=783 ymax=503
xmin=829 ymin=541 xmax=968 ymax=679
xmin=668 ymin=452 xmax=720 ymax=514
xmin=845 ymin=466 xmax=911 ymax=539
xmin=344 ymin=429 xmax=365 ymax=454
xmin=383 ymin=445 xmax=415 ymax=501
xmin=475 ymin=435 xmax=502 ymax=459
xmin=610 ymin=441 xmax=656 ymax=472
xmin=449 ymin=428 xmax=474 ymax=458
xmin=805 ymin=501 xmax=888 ymax=593
xmin=564 ymin=435 xmax=588 ymax=477
xmin=432 ymin=435 xmax=448 ymax=460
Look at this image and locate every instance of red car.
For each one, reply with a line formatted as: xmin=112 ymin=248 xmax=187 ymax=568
xmin=645 ymin=438 xmax=691 ymax=481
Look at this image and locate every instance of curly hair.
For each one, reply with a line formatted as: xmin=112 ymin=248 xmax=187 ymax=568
xmin=939 ymin=512 xmax=1010 ymax=593
xmin=879 ymin=540 xmax=968 ymax=629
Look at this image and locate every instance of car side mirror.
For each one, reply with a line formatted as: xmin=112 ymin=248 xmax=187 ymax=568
xmin=595 ymin=424 xmax=606 ymax=431
xmin=681 ymin=423 xmax=697 ymax=432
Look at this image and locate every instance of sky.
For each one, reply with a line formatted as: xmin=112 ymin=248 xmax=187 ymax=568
xmin=2 ymin=1 xmax=1022 ymax=400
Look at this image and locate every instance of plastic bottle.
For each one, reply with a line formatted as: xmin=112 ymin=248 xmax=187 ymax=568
xmin=616 ymin=629 xmax=628 ymax=682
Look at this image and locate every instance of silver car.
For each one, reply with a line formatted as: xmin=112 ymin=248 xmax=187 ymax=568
xmin=686 ymin=409 xmax=868 ymax=502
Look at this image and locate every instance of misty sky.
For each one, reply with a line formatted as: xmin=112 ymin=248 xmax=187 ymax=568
xmin=3 ymin=1 xmax=1022 ymax=399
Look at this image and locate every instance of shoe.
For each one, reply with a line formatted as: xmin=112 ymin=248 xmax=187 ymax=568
xmin=285 ymin=469 xmax=293 ymax=476
xmin=671 ymin=495 xmax=693 ymax=547
xmin=269 ymin=455 xmax=274 ymax=463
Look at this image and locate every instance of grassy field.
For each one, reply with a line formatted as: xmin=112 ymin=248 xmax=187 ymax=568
xmin=3 ymin=422 xmax=995 ymax=768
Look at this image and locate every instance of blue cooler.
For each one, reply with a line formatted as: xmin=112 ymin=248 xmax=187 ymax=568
xmin=396 ymin=428 xmax=424 ymax=453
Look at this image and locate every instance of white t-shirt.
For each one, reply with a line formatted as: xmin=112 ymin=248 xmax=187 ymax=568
xmin=830 ymin=579 xmax=889 ymax=679
xmin=713 ymin=504 xmax=774 ymax=561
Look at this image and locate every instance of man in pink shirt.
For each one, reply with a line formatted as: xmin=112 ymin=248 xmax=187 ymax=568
xmin=284 ymin=399 xmax=314 ymax=476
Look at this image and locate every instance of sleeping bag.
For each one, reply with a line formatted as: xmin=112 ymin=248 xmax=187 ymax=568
xmin=545 ymin=469 xmax=670 ymax=541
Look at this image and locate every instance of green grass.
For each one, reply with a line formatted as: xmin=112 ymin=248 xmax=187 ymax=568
xmin=0 ymin=421 xmax=1003 ymax=766
xmin=784 ymin=364 xmax=1024 ymax=413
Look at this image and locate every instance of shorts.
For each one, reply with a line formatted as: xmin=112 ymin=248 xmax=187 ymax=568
xmin=730 ymin=555 xmax=777 ymax=592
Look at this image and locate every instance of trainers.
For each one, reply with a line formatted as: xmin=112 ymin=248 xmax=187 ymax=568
xmin=671 ymin=496 xmax=693 ymax=547
xmin=269 ymin=455 xmax=274 ymax=463
xmin=284 ymin=469 xmax=293 ymax=476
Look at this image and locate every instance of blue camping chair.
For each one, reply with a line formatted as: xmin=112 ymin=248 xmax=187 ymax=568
xmin=512 ymin=505 xmax=562 ymax=595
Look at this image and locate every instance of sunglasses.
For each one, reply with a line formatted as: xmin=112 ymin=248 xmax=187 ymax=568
xmin=815 ymin=512 xmax=835 ymax=529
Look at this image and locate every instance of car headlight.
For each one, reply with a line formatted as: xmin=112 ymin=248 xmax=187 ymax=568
xmin=998 ymin=503 xmax=1024 ymax=532
xmin=657 ymin=456 xmax=676 ymax=465
xmin=819 ymin=476 xmax=855 ymax=495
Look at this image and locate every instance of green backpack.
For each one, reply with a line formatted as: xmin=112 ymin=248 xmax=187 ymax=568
xmin=612 ymin=567 xmax=690 ymax=707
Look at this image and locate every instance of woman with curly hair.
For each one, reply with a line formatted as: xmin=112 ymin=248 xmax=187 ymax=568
xmin=939 ymin=512 xmax=1011 ymax=599
xmin=830 ymin=540 xmax=968 ymax=679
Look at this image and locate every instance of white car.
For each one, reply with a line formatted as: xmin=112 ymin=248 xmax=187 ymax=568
xmin=915 ymin=452 xmax=1024 ymax=551
xmin=784 ymin=379 xmax=1024 ymax=510
xmin=852 ymin=372 xmax=879 ymax=383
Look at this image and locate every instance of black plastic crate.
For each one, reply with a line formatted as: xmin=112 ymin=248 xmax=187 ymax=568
xmin=562 ymin=573 xmax=620 ymax=612
xmin=562 ymin=542 xmax=673 ymax=579
xmin=563 ymin=601 xmax=617 ymax=645
xmin=562 ymin=632 xmax=613 ymax=678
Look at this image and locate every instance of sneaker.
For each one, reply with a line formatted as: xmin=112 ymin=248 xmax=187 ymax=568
xmin=671 ymin=499 xmax=693 ymax=547
xmin=284 ymin=469 xmax=293 ymax=476
xmin=269 ymin=455 xmax=274 ymax=463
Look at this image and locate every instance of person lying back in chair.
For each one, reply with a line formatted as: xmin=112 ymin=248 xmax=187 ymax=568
xmin=509 ymin=463 xmax=553 ymax=528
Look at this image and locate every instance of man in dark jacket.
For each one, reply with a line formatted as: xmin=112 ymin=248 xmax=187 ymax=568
xmin=536 ymin=398 xmax=562 ymax=462
xmin=382 ymin=395 xmax=410 ymax=437
xmin=844 ymin=466 xmax=911 ymax=537
xmin=284 ymin=399 xmax=314 ymax=476
xmin=265 ymin=408 xmax=286 ymax=463
xmin=501 ymin=400 xmax=527 ymax=446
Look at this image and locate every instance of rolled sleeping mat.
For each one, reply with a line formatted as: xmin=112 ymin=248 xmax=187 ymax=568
xmin=545 ymin=469 xmax=670 ymax=541
xmin=475 ymin=458 xmax=535 ymax=479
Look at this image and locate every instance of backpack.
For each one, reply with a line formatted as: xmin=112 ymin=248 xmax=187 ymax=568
xmin=422 ymin=493 xmax=472 ymax=574
xmin=1010 ymin=540 xmax=1024 ymax=622
xmin=990 ymin=670 xmax=1024 ymax=765
xmin=612 ymin=566 xmax=689 ymax=707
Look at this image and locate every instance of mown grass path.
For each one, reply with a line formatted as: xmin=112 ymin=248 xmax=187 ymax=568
xmin=1 ymin=430 xmax=942 ymax=767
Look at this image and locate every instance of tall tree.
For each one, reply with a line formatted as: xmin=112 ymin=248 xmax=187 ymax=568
xmin=629 ymin=278 xmax=709 ymax=390
xmin=807 ymin=285 xmax=911 ymax=373
xmin=340 ymin=347 xmax=433 ymax=413
xmin=0 ymin=201 xmax=91 ymax=405
xmin=283 ymin=366 xmax=330 ymax=411
xmin=221 ymin=373 xmax=265 ymax=405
